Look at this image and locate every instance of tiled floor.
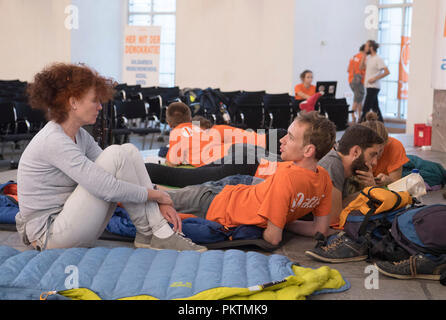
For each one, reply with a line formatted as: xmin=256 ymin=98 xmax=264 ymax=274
xmin=1 ymin=132 xmax=446 ymax=300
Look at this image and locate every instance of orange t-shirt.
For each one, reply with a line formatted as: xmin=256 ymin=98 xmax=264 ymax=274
xmin=210 ymin=124 xmax=267 ymax=149
xmin=206 ymin=163 xmax=333 ymax=229
xmin=294 ymin=83 xmax=316 ymax=101
xmin=254 ymin=159 xmax=289 ymax=180
xmin=348 ymin=52 xmax=365 ymax=84
xmin=167 ymin=123 xmax=269 ymax=167
xmin=166 ymin=122 xmax=221 ymax=167
xmin=373 ymin=137 xmax=409 ymax=176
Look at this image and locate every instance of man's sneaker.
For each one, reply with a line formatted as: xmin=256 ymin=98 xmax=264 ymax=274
xmin=147 ymin=232 xmax=207 ymax=252
xmin=375 ymin=254 xmax=446 ymax=281
xmin=134 ymin=232 xmax=152 ymax=249
xmin=305 ymin=232 xmax=368 ymax=263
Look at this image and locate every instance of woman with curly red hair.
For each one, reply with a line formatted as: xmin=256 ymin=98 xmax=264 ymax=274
xmin=16 ymin=63 xmax=205 ymax=252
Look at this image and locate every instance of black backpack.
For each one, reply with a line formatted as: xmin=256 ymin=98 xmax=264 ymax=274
xmin=198 ymin=88 xmax=231 ymax=124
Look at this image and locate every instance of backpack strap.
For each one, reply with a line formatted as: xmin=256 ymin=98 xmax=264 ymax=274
xmin=387 ymin=190 xmax=402 ymax=212
xmin=358 ymin=187 xmax=403 ymax=237
xmin=358 ymin=187 xmax=381 ymax=237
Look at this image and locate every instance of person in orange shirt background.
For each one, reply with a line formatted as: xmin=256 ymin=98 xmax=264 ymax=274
xmin=162 ymin=111 xmax=337 ymax=246
xmin=166 ymin=103 xmax=276 ymax=168
xmin=359 ymin=111 xmax=409 ymax=186
xmin=294 ymin=70 xmax=316 ymax=101
xmin=347 ymin=44 xmax=366 ymax=123
xmin=165 ymin=102 xmax=211 ymax=167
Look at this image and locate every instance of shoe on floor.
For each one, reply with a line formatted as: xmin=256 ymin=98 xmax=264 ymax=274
xmin=134 ymin=232 xmax=152 ymax=248
xmin=305 ymin=232 xmax=368 ymax=263
xmin=374 ymin=254 xmax=446 ymax=281
xmin=136 ymin=232 xmax=207 ymax=252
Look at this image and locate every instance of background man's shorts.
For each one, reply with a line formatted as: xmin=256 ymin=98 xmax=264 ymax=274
xmin=350 ymin=74 xmax=365 ymax=103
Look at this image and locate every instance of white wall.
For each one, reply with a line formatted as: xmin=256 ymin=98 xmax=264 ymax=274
xmin=0 ymin=0 xmax=71 ymax=81
xmin=293 ymin=0 xmax=377 ymax=100
xmin=175 ymin=0 xmax=296 ymax=93
xmin=70 ymin=0 xmax=126 ymax=82
xmin=176 ymin=0 xmax=377 ymax=97
xmin=406 ymin=0 xmax=438 ymax=134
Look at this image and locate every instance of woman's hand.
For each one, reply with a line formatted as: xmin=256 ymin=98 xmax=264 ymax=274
xmin=148 ymin=189 xmax=173 ymax=206
xmin=159 ymin=204 xmax=182 ymax=233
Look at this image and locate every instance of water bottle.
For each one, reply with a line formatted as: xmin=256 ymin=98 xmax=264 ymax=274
xmin=406 ymin=169 xmax=427 ymax=200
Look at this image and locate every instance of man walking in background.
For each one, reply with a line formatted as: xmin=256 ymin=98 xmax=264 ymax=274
xmin=359 ymin=40 xmax=390 ymax=123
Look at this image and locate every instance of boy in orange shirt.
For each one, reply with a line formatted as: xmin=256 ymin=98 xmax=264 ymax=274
xmin=164 ymin=111 xmax=337 ymax=245
xmin=165 ymin=102 xmax=276 ymax=167
xmin=348 ymin=45 xmax=366 ymax=123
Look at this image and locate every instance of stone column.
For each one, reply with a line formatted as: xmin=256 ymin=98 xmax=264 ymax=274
xmin=431 ymin=90 xmax=446 ymax=152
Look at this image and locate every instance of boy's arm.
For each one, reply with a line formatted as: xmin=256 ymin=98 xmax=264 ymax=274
xmin=285 ymin=214 xmax=331 ymax=237
xmin=263 ymin=221 xmax=283 ymax=246
xmin=329 ymin=187 xmax=343 ymax=225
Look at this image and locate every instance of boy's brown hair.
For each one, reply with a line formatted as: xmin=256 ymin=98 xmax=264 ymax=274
xmin=166 ymin=102 xmax=192 ymax=128
xmin=296 ymin=111 xmax=336 ymax=160
xmin=192 ymin=115 xmax=212 ymax=130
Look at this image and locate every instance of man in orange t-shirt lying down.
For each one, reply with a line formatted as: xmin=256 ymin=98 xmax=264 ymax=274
xmin=163 ymin=111 xmax=337 ymax=246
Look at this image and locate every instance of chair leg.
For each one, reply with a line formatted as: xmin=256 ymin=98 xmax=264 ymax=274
xmin=142 ymin=135 xmax=146 ymax=150
xmin=149 ymin=133 xmax=155 ymax=149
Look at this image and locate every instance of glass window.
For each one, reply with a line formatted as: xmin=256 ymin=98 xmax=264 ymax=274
xmin=128 ymin=0 xmax=176 ymax=87
xmin=377 ymin=2 xmax=412 ymax=120
xmin=129 ymin=0 xmax=152 ymax=12
xmin=128 ymin=14 xmax=151 ymax=26
xmin=379 ymin=0 xmax=404 ymax=5
xmin=153 ymin=0 xmax=176 ymax=12
xmin=153 ymin=14 xmax=176 ymax=44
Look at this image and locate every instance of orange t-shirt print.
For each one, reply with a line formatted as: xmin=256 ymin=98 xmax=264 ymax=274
xmin=166 ymin=122 xmax=211 ymax=167
xmin=294 ymin=83 xmax=316 ymax=101
xmin=206 ymin=163 xmax=333 ymax=229
xmin=211 ymin=124 xmax=267 ymax=149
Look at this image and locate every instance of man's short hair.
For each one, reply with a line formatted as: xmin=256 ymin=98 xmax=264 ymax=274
xmin=337 ymin=125 xmax=384 ymax=155
xmin=360 ymin=44 xmax=365 ymax=52
xmin=166 ymin=102 xmax=192 ymax=128
xmin=296 ymin=111 xmax=336 ymax=161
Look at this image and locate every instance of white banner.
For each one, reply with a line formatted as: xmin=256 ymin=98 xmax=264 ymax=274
xmin=432 ymin=0 xmax=446 ymax=89
xmin=122 ymin=26 xmax=161 ymax=86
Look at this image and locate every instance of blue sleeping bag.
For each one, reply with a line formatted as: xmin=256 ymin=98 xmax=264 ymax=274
xmin=0 ymin=245 xmax=350 ymax=300
xmin=0 ymin=181 xmax=19 ymax=224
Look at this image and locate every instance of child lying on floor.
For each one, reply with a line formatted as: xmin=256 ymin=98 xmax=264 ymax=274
xmin=164 ymin=102 xmax=278 ymax=167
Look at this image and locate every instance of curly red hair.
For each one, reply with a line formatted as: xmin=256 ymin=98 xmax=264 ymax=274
xmin=27 ymin=63 xmax=115 ymax=123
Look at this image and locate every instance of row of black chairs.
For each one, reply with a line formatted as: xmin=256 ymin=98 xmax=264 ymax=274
xmin=0 ymin=81 xmax=351 ymax=162
xmin=199 ymin=89 xmax=350 ymax=131
xmin=0 ymin=101 xmax=46 ymax=159
xmin=112 ymin=84 xmax=351 ymax=134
